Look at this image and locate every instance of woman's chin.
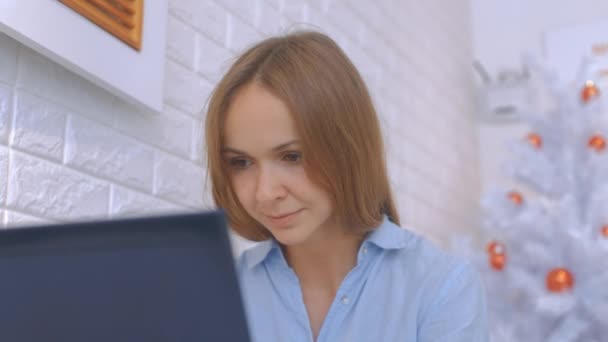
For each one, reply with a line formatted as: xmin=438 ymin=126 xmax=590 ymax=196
xmin=270 ymin=228 xmax=311 ymax=247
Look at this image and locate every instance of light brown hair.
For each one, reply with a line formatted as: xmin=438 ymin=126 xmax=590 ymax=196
xmin=205 ymin=31 xmax=399 ymax=241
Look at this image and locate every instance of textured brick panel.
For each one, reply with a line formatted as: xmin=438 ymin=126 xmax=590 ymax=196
xmin=0 ymin=146 xmax=8 ymax=204
xmin=256 ymin=1 xmax=282 ymax=36
xmin=5 ymin=210 xmax=50 ymax=228
xmin=169 ymin=0 xmax=228 ymax=44
xmin=191 ymin=118 xmax=205 ymax=165
xmin=219 ymin=0 xmax=257 ymax=27
xmin=281 ymin=2 xmax=305 ymax=22
xmin=197 ymin=34 xmax=234 ymax=83
xmin=263 ymin=0 xmax=281 ymax=10
xmin=17 ymin=46 xmax=116 ymax=126
xmin=0 ymin=83 xmax=11 ymax=144
xmin=12 ymin=91 xmax=67 ymax=161
xmin=112 ymin=100 xmax=193 ymax=159
xmin=166 ymin=16 xmax=197 ymax=69
xmin=227 ymin=15 xmax=262 ymax=53
xmin=7 ymin=150 xmax=109 ymax=220
xmin=0 ymin=33 xmax=18 ymax=85
xmin=110 ymin=185 xmax=182 ymax=217
xmin=65 ymin=115 xmax=154 ymax=191
xmin=164 ymin=61 xmax=213 ymax=116
xmin=155 ymin=152 xmax=204 ymax=208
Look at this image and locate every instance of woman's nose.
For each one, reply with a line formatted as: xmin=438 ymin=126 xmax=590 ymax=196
xmin=255 ymin=164 xmax=287 ymax=203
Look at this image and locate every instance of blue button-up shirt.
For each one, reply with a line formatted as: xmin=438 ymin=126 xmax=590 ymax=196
xmin=237 ymin=217 xmax=488 ymax=341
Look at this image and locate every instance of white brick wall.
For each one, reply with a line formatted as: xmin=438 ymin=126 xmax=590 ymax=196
xmin=0 ymin=33 xmax=18 ymax=85
xmin=110 ymin=184 xmax=181 ymax=217
xmin=0 ymin=0 xmax=480 ymax=251
xmin=0 ymin=146 xmax=7 ymax=207
xmin=0 ymin=84 xmax=11 ymax=143
xmin=7 ymin=150 xmax=109 ymax=221
xmin=4 ymin=210 xmax=49 ymax=228
xmin=65 ymin=115 xmax=155 ymax=192
xmin=12 ymin=91 xmax=67 ymax=162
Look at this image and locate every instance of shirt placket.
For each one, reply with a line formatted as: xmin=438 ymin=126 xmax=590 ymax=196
xmin=315 ymin=242 xmax=374 ymax=342
xmin=267 ymin=250 xmax=316 ymax=341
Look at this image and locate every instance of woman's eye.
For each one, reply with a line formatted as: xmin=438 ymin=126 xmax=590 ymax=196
xmin=282 ymin=152 xmax=302 ymax=163
xmin=229 ymin=158 xmax=252 ymax=169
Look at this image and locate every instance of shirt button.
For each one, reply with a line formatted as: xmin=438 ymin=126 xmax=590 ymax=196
xmin=340 ymin=295 xmax=350 ymax=305
xmin=362 ymin=246 xmax=368 ymax=254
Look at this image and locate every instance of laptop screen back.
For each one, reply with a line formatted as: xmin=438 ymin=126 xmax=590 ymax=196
xmin=0 ymin=211 xmax=250 ymax=342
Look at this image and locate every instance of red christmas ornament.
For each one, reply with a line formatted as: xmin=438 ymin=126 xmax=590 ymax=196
xmin=486 ymin=241 xmax=505 ymax=255
xmin=487 ymin=241 xmax=506 ymax=271
xmin=588 ymin=135 xmax=606 ymax=152
xmin=581 ymin=80 xmax=600 ymax=103
xmin=601 ymin=225 xmax=608 ymax=238
xmin=526 ymin=133 xmax=542 ymax=149
xmin=546 ymin=268 xmax=574 ymax=293
xmin=490 ymin=253 xmax=506 ymax=271
xmin=507 ymin=191 xmax=524 ymax=205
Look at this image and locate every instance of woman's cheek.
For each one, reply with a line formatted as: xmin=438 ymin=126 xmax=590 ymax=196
xmin=231 ymin=171 xmax=256 ymax=204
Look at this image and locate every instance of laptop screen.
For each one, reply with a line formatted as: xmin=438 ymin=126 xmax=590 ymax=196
xmin=0 ymin=211 xmax=251 ymax=342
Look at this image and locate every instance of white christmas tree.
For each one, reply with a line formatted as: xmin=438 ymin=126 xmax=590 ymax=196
xmin=455 ymin=58 xmax=608 ymax=341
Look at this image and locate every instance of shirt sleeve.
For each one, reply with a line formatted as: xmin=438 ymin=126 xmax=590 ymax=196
xmin=417 ymin=262 xmax=489 ymax=342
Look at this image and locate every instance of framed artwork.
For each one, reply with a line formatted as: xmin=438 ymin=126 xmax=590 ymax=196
xmin=59 ymin=0 xmax=144 ymax=51
xmin=0 ymin=0 xmax=168 ymax=113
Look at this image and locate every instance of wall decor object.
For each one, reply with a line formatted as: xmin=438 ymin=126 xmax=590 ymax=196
xmin=0 ymin=0 xmax=167 ymax=113
xmin=59 ymin=0 xmax=144 ymax=51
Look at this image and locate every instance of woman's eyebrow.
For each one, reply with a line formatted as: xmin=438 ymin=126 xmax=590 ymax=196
xmin=272 ymin=140 xmax=300 ymax=152
xmin=221 ymin=147 xmax=247 ymax=155
xmin=221 ymin=140 xmax=300 ymax=155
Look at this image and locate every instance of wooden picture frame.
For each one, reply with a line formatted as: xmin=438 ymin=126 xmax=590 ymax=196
xmin=0 ymin=0 xmax=167 ymax=113
xmin=59 ymin=0 xmax=144 ymax=51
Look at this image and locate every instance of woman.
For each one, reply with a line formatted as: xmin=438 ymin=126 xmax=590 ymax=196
xmin=205 ymin=31 xmax=488 ymax=342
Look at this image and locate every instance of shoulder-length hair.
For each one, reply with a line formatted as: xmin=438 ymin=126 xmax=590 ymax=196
xmin=205 ymin=31 xmax=399 ymax=241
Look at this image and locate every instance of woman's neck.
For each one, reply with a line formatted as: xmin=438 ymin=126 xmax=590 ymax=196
xmin=282 ymin=225 xmax=364 ymax=292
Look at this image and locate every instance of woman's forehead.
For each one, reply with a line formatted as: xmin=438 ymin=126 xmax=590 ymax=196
xmin=224 ymin=83 xmax=300 ymax=152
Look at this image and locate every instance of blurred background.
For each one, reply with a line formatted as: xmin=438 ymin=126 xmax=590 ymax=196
xmin=0 ymin=0 xmax=605 ymax=253
xmin=0 ymin=0 xmax=476 ymax=252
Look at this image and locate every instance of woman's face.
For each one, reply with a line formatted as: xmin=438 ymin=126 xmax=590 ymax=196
xmin=223 ymin=82 xmax=335 ymax=247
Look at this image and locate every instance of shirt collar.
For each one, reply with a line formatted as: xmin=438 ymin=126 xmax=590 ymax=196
xmin=243 ymin=216 xmax=413 ymax=270
xmin=243 ymin=239 xmax=279 ymax=270
xmin=365 ymin=215 xmax=413 ymax=250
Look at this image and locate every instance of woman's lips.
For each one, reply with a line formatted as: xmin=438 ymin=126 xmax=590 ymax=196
xmin=266 ymin=209 xmax=303 ymax=227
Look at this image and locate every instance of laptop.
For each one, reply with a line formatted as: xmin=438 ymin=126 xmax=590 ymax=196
xmin=0 ymin=210 xmax=251 ymax=342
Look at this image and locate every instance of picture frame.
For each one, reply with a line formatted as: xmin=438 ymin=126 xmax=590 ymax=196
xmin=0 ymin=0 xmax=168 ymax=113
